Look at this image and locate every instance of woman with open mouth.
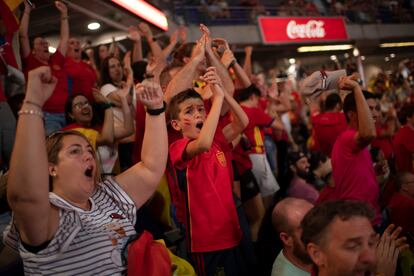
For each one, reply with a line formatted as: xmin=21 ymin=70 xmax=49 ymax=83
xmin=4 ymin=66 xmax=168 ymax=275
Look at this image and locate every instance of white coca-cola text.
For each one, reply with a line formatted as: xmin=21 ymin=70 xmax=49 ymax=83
xmin=286 ymin=20 xmax=326 ymax=39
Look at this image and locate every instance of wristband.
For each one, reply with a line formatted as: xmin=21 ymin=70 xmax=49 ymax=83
xmin=61 ymin=16 xmax=69 ymax=21
xmin=102 ymin=102 xmax=115 ymax=110
xmin=146 ymin=101 xmax=166 ymax=116
xmin=18 ymin=109 xmax=44 ymax=119
xmin=228 ymin=59 xmax=237 ymax=69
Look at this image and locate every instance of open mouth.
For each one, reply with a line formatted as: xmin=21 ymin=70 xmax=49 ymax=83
xmin=196 ymin=122 xmax=203 ymax=130
xmin=74 ymin=48 xmax=80 ymax=52
xmin=84 ymin=166 xmax=94 ymax=178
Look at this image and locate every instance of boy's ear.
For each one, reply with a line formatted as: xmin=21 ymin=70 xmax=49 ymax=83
xmin=171 ymin=119 xmax=182 ymax=131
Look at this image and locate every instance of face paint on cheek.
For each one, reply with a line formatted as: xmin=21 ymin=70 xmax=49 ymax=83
xmin=182 ymin=118 xmax=192 ymax=126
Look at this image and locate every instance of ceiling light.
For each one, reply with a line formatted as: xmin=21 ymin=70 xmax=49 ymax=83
xmin=288 ymin=58 xmax=296 ymax=64
xmin=111 ymin=0 xmax=168 ymax=31
xmin=297 ymin=44 xmax=354 ymax=53
xmin=385 ymin=57 xmax=390 ymax=62
xmin=390 ymin=53 xmax=396 ymax=58
xmin=380 ymin=42 xmax=414 ymax=48
xmin=353 ymin=48 xmax=360 ymax=57
xmin=88 ymin=22 xmax=101 ymax=30
xmin=48 ymin=46 xmax=56 ymax=53
xmin=330 ymin=55 xmax=337 ymax=61
xmin=344 ymin=53 xmax=349 ymax=58
xmin=361 ymin=56 xmax=365 ymax=61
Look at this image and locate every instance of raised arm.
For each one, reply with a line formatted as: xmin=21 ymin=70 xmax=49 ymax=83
xmin=128 ymin=25 xmax=143 ymax=62
xmin=162 ymin=29 xmax=179 ymax=58
xmin=19 ymin=1 xmax=33 ymax=58
xmin=55 ymin=1 xmax=69 ymax=56
xmin=8 ymin=67 xmax=59 ymax=246
xmin=243 ymin=46 xmax=253 ymax=78
xmin=339 ymin=76 xmax=376 ymax=148
xmin=139 ymin=23 xmax=163 ymax=61
xmin=92 ymin=90 xmax=115 ymax=146
xmin=201 ymin=25 xmax=234 ymax=97
xmin=165 ymin=35 xmax=206 ymax=103
xmin=114 ymin=86 xmax=134 ymax=140
xmin=185 ymin=67 xmax=224 ymax=158
xmin=114 ymin=80 xmax=167 ymax=208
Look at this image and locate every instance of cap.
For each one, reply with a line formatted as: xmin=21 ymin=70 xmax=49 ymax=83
xmin=300 ymin=69 xmax=346 ymax=102
xmin=287 ymin=151 xmax=307 ymax=165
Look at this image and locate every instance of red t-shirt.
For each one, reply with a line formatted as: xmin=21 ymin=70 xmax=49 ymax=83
xmin=371 ymin=124 xmax=394 ymax=161
xmin=241 ymin=105 xmax=273 ymax=154
xmin=310 ymin=112 xmax=347 ymax=157
xmin=23 ymin=51 xmax=68 ymax=113
xmin=65 ymin=57 xmax=97 ymax=102
xmin=169 ymin=131 xmax=242 ymax=252
xmin=388 ymin=192 xmax=414 ymax=235
xmin=0 ymin=0 xmax=19 ymax=72
xmin=232 ymin=143 xmax=253 ymax=175
xmin=330 ymin=129 xmax=381 ymax=225
xmin=393 ymin=125 xmax=414 ymax=173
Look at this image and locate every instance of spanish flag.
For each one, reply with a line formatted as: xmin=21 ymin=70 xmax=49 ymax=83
xmin=4 ymin=0 xmax=23 ymax=12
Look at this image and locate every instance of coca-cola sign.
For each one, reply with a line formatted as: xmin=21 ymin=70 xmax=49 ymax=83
xmin=258 ymin=17 xmax=348 ymax=44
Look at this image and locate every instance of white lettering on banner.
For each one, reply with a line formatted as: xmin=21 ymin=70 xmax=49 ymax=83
xmin=286 ymin=20 xmax=326 ymax=39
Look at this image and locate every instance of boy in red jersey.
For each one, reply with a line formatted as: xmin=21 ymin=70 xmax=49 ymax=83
xmin=168 ymin=65 xmax=249 ymax=276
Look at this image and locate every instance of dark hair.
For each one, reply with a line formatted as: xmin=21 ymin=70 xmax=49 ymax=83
xmin=234 ymin=84 xmax=261 ymax=103
xmin=324 ymin=93 xmax=342 ymax=111
xmin=64 ymin=94 xmax=98 ymax=126
xmin=343 ymin=90 xmax=377 ymax=122
xmin=397 ymin=104 xmax=414 ymax=125
xmin=396 ymin=172 xmax=413 ymax=190
xmin=172 ymin=42 xmax=196 ymax=66
xmin=301 ymin=200 xmax=374 ymax=247
xmin=369 ymin=147 xmax=381 ymax=163
xmin=100 ymin=56 xmax=122 ymax=86
xmin=46 ymin=130 xmax=98 ymax=190
xmin=167 ymin=89 xmax=203 ymax=121
xmin=309 ymin=151 xmax=328 ymax=172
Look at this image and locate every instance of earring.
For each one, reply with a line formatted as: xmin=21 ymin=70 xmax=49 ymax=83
xmin=52 ymin=172 xmax=57 ymax=177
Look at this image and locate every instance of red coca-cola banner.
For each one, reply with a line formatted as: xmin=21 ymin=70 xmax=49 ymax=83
xmin=258 ymin=17 xmax=348 ymax=44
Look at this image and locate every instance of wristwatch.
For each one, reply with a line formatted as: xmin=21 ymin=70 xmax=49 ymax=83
xmin=146 ymin=101 xmax=166 ymax=116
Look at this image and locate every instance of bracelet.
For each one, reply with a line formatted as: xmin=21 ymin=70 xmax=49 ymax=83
xmin=18 ymin=109 xmax=44 ymax=119
xmin=228 ymin=59 xmax=237 ymax=69
xmin=146 ymin=101 xmax=166 ymax=116
xmin=101 ymin=102 xmax=115 ymax=110
xmin=23 ymin=100 xmax=43 ymax=109
xmin=61 ymin=16 xmax=68 ymax=20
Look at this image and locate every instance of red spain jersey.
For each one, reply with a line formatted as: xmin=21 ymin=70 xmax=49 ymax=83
xmin=169 ymin=131 xmax=242 ymax=252
xmin=241 ymin=105 xmax=273 ymax=154
xmin=23 ymin=51 xmax=68 ymax=113
xmin=393 ymin=125 xmax=414 ymax=173
xmin=65 ymin=57 xmax=97 ymax=102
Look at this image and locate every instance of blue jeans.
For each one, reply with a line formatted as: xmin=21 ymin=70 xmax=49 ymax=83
xmin=44 ymin=112 xmax=66 ymax=136
xmin=264 ymin=135 xmax=277 ymax=174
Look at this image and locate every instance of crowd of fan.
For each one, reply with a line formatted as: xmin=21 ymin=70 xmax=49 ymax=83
xmin=173 ymin=0 xmax=414 ymax=24
xmin=1 ymin=1 xmax=414 ymax=276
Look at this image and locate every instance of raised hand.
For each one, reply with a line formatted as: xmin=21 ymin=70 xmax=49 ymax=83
xmin=55 ymin=1 xmax=68 ymax=15
xmin=138 ymin=22 xmax=153 ymax=41
xmin=170 ymin=29 xmax=179 ymax=45
xmin=191 ymin=35 xmax=207 ymax=63
xmin=93 ymin=88 xmax=110 ymax=104
xmin=136 ymin=79 xmax=163 ymax=109
xmin=24 ymin=0 xmax=35 ymax=11
xmin=26 ymin=66 xmax=57 ymax=106
xmin=200 ymin=67 xmax=224 ymax=99
xmin=128 ymin=25 xmax=141 ymax=42
xmin=376 ymin=224 xmax=409 ymax=276
xmin=245 ymin=46 xmax=253 ymax=56
xmin=338 ymin=75 xmax=360 ymax=91
xmin=199 ymin=24 xmax=212 ymax=53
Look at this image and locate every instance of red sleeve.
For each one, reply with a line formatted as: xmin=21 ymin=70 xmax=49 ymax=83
xmin=251 ymin=108 xmax=273 ymax=128
xmin=50 ymin=50 xmax=65 ymax=66
xmin=169 ymin=138 xmax=192 ymax=170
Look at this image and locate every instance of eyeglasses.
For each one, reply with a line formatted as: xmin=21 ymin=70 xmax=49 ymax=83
xmin=73 ymin=101 xmax=90 ymax=110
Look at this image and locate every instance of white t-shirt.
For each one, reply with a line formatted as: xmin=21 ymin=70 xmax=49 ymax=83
xmin=4 ymin=178 xmax=137 ymax=276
